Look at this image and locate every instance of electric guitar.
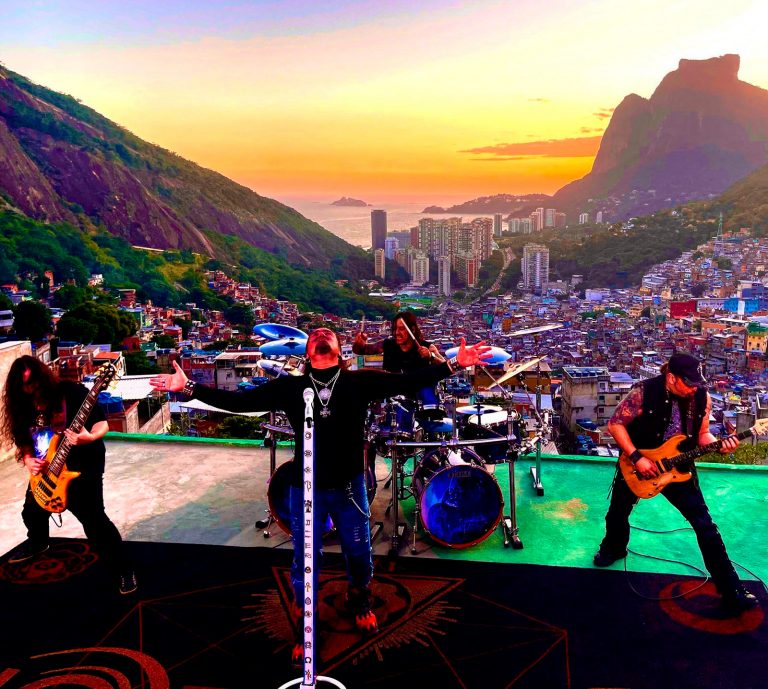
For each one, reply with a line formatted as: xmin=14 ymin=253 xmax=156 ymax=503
xmin=619 ymin=418 xmax=768 ymax=499
xmin=30 ymin=363 xmax=119 ymax=512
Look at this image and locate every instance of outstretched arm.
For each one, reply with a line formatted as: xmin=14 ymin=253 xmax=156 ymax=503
xmin=150 ymin=360 xmax=189 ymax=393
xmin=150 ymin=360 xmax=284 ymax=413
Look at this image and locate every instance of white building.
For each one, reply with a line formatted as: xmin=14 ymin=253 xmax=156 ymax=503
xmin=522 ymin=243 xmax=549 ymax=294
xmin=437 ymin=255 xmax=451 ymax=296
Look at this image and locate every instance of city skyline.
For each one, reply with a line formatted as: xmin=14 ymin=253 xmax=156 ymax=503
xmin=1 ymin=1 xmax=766 ymax=205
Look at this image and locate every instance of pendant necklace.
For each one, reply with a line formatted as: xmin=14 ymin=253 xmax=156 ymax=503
xmin=309 ymin=369 xmax=341 ymax=417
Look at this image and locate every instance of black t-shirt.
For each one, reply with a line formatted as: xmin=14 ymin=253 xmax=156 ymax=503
xmin=382 ymin=337 xmax=433 ymax=373
xmin=25 ymin=381 xmax=107 ymax=475
xmin=193 ymin=363 xmax=452 ymax=488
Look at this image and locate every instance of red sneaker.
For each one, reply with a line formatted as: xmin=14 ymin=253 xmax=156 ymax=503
xmin=291 ymin=643 xmax=303 ymax=668
xmin=354 ymin=610 xmax=379 ymax=635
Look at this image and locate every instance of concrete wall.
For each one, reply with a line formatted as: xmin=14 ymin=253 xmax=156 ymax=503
xmin=138 ymin=401 xmax=171 ymax=435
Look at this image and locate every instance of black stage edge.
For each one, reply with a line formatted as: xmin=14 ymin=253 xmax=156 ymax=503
xmin=0 ymin=538 xmax=765 ymax=689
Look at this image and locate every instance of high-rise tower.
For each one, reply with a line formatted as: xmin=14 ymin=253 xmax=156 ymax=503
xmin=371 ymin=210 xmax=387 ymax=251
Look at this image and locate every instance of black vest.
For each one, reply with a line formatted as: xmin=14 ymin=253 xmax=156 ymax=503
xmin=625 ymin=375 xmax=707 ymax=452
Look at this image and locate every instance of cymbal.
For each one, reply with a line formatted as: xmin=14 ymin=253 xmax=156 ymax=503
xmin=455 ymin=404 xmax=503 ymax=416
xmin=252 ymin=323 xmax=308 ymax=341
xmin=259 ymin=337 xmax=307 ymax=356
xmin=444 ymin=345 xmax=510 ymax=365
xmin=506 ymin=324 xmax=562 ymax=338
xmin=493 ymin=356 xmax=546 ymax=387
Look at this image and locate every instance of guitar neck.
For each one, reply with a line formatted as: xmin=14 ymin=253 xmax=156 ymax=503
xmin=669 ymin=428 xmax=754 ymax=469
xmin=47 ymin=386 xmax=105 ymax=476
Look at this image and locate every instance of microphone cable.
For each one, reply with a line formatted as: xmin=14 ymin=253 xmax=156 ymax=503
xmin=623 ymin=522 xmax=710 ymax=601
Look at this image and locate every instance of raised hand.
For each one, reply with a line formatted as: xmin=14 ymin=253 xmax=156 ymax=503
xmin=455 ymin=337 xmax=492 ymax=368
xmin=149 ymin=360 xmax=188 ymax=393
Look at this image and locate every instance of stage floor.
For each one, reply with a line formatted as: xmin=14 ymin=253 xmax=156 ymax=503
xmin=0 ymin=436 xmax=766 ymax=688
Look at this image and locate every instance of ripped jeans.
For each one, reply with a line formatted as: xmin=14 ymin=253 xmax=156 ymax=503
xmin=289 ymin=472 xmax=373 ymax=605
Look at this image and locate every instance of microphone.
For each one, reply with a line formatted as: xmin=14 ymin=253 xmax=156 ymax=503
xmin=303 ymin=388 xmax=314 ymax=427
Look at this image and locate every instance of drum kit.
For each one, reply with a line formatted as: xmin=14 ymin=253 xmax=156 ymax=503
xmin=251 ymin=320 xmax=557 ymax=554
xmin=373 ymin=383 xmax=544 ymax=553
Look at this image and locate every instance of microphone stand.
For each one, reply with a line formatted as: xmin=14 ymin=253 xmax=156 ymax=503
xmin=278 ymin=390 xmax=346 ymax=689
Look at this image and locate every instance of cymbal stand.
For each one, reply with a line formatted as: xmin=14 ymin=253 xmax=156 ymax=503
xmin=255 ymin=411 xmax=280 ymax=536
xmin=514 ymin=362 xmax=548 ymax=496
xmin=502 ymin=412 xmax=523 ymax=549
xmin=364 ymin=405 xmax=385 ymax=544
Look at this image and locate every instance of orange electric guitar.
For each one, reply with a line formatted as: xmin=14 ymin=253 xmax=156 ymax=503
xmin=30 ymin=363 xmax=118 ymax=512
xmin=619 ymin=418 xmax=768 ymax=499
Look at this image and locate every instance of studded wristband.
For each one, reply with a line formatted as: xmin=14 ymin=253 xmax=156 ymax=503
xmin=182 ymin=379 xmax=196 ymax=397
xmin=628 ymin=449 xmax=643 ymax=464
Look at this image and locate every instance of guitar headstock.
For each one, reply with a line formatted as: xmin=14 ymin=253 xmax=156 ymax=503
xmin=92 ymin=362 xmax=119 ymax=393
xmin=751 ymin=418 xmax=768 ymax=438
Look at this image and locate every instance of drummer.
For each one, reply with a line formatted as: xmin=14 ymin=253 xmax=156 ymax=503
xmin=353 ymin=311 xmax=444 ymax=373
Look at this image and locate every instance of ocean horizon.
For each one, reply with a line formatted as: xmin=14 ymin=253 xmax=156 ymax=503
xmin=277 ymin=197 xmax=499 ymax=249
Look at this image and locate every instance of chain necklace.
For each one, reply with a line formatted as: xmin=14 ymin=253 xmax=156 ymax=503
xmin=308 ymin=369 xmax=341 ymax=417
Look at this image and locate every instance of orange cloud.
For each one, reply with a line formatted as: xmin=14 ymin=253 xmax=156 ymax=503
xmin=593 ymin=108 xmax=615 ymax=119
xmin=461 ymin=135 xmax=602 ymax=160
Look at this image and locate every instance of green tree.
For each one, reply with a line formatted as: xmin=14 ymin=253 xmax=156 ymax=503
xmin=152 ymin=334 xmax=177 ymax=349
xmin=690 ymin=282 xmax=706 ymax=298
xmin=124 ymin=350 xmax=158 ymax=375
xmin=716 ymin=257 xmax=733 ymax=270
xmin=216 ymin=415 xmax=264 ymax=439
xmin=173 ymin=317 xmax=193 ymax=337
xmin=0 ymin=291 xmax=12 ymax=310
xmin=52 ymin=284 xmax=89 ymax=309
xmin=57 ymin=302 xmax=137 ymax=346
xmin=13 ymin=300 xmax=52 ymax=342
xmin=225 ymin=303 xmax=255 ymax=330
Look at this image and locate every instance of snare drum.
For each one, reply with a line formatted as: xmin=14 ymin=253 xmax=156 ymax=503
xmin=461 ymin=410 xmax=518 ymax=464
xmin=412 ymin=448 xmax=503 ymax=548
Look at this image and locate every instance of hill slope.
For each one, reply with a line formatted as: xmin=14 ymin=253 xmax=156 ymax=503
xmin=0 ymin=66 xmax=369 ymax=272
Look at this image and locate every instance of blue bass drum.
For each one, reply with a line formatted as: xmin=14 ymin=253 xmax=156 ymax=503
xmin=412 ymin=448 xmax=503 ymax=549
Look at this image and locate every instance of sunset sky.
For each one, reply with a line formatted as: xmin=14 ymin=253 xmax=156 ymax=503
xmin=2 ymin=0 xmax=767 ymax=205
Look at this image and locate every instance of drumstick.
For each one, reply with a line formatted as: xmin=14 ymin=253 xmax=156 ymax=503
xmin=399 ymin=318 xmax=419 ymax=345
xmin=360 ymin=315 xmax=366 ymax=333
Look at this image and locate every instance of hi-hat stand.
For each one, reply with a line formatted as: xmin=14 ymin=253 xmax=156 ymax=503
xmin=383 ymin=399 xmax=408 ymax=558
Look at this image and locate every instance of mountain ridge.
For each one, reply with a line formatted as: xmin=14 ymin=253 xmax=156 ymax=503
xmin=553 ymin=54 xmax=768 ymax=221
xmin=0 ymin=66 xmax=371 ymax=274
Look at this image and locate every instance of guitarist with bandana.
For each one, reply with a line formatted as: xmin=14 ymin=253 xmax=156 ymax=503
xmin=593 ymin=352 xmax=759 ymax=614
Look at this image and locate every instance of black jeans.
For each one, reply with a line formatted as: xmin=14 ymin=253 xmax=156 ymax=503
xmin=599 ymin=467 xmax=742 ymax=594
xmin=22 ymin=473 xmax=129 ymax=575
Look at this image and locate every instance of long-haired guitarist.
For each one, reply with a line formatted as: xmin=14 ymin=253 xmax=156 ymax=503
xmin=0 ymin=355 xmax=136 ymax=594
xmin=593 ymin=352 xmax=758 ymax=613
